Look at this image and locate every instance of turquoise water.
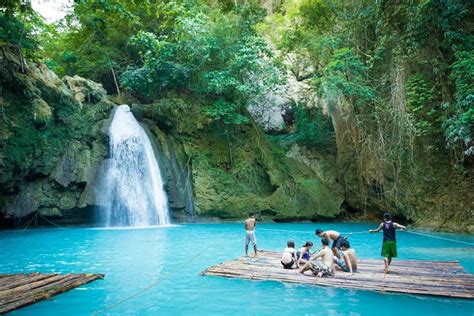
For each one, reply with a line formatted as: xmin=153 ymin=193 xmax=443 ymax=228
xmin=1 ymin=223 xmax=473 ymax=315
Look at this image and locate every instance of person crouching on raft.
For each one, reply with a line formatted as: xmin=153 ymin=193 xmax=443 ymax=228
xmin=299 ymin=238 xmax=334 ymax=277
xmin=315 ymin=229 xmax=344 ymax=258
xmin=334 ymin=239 xmax=357 ymax=276
xmin=281 ymin=240 xmax=297 ymax=269
xmin=369 ymin=212 xmax=406 ymax=273
xmin=296 ymin=241 xmax=313 ymax=267
xmin=244 ymin=212 xmax=258 ymax=257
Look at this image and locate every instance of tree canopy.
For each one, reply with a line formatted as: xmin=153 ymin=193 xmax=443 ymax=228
xmin=1 ymin=0 xmax=472 ymax=161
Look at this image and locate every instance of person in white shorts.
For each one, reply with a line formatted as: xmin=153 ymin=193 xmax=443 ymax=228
xmin=244 ymin=213 xmax=257 ymax=256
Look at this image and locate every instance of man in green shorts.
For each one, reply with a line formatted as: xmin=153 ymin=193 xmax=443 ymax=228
xmin=369 ymin=212 xmax=406 ymax=273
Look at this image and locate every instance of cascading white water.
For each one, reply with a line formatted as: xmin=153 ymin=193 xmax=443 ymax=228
xmin=97 ymin=104 xmax=170 ymax=227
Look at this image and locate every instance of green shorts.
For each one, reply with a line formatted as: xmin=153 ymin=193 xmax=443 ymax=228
xmin=381 ymin=240 xmax=397 ymax=258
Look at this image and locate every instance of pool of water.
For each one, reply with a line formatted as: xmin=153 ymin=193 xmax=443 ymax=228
xmin=1 ymin=223 xmax=473 ymax=315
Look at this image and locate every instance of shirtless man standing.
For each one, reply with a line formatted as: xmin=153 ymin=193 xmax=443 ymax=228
xmin=316 ymin=229 xmax=344 ymax=258
xmin=335 ymin=239 xmax=357 ymax=276
xmin=244 ymin=213 xmax=257 ymax=257
xmin=299 ymin=238 xmax=334 ymax=277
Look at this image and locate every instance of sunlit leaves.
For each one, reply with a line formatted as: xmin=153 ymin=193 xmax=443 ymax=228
xmin=320 ymin=48 xmax=375 ymax=106
xmin=119 ymin=3 xmax=281 ymax=128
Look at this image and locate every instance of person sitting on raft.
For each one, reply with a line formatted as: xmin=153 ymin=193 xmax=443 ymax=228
xmin=296 ymin=241 xmax=313 ymax=267
xmin=334 ymin=239 xmax=357 ymax=276
xmin=315 ymin=228 xmax=345 ymax=258
xmin=281 ymin=240 xmax=297 ymax=269
xmin=299 ymin=238 xmax=334 ymax=278
xmin=369 ymin=212 xmax=406 ymax=273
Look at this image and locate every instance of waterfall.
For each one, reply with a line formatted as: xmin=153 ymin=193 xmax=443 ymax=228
xmin=96 ymin=104 xmax=170 ymax=227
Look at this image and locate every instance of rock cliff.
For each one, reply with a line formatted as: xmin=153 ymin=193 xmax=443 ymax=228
xmin=0 ymin=47 xmax=343 ymax=226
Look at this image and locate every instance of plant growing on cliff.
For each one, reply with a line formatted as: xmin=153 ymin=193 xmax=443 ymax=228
xmin=204 ymin=99 xmax=249 ymax=167
xmin=444 ymin=51 xmax=474 ymax=157
xmin=291 ymin=106 xmax=335 ymax=151
xmin=405 ymin=74 xmax=436 ymax=137
xmin=318 ymin=48 xmax=376 ymax=107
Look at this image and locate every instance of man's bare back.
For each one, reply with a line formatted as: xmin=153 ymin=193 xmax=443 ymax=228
xmin=299 ymin=239 xmax=334 ymax=277
xmin=323 ymin=230 xmax=340 ymax=241
xmin=319 ymin=247 xmax=335 ymax=269
xmin=343 ymin=248 xmax=357 ymax=271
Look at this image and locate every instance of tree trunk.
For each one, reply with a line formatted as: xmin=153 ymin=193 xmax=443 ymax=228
xmin=225 ymin=124 xmax=233 ymax=169
xmin=110 ymin=65 xmax=121 ymax=96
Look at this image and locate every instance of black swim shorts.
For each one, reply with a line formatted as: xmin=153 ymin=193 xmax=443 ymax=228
xmin=332 ymin=235 xmax=345 ymax=249
xmin=281 ymin=260 xmax=294 ymax=269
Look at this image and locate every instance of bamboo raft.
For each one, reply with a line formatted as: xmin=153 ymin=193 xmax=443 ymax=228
xmin=0 ymin=273 xmax=104 ymax=314
xmin=201 ymin=250 xmax=474 ymax=299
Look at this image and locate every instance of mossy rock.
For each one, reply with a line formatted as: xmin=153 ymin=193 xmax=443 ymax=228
xmin=32 ymin=98 xmax=52 ymax=129
xmin=0 ymin=50 xmax=113 ymax=223
xmin=154 ymin=107 xmax=345 ymax=221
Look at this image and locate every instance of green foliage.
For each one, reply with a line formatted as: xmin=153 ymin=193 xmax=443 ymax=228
xmin=42 ymin=0 xmax=188 ymax=86
xmin=35 ymin=1 xmax=281 ymax=131
xmin=260 ymin=0 xmax=474 ymax=163
xmin=406 ymin=74 xmax=436 ymax=136
xmin=0 ymin=0 xmax=45 ymax=57
xmin=204 ymin=99 xmax=249 ymax=126
xmin=319 ymin=48 xmax=376 ymax=106
xmin=406 ymin=75 xmax=434 ymax=113
xmin=298 ymin=0 xmax=334 ymax=34
xmin=406 ymin=0 xmax=474 ymax=155
xmin=119 ymin=4 xmax=280 ymax=127
xmin=444 ymin=50 xmax=474 ymax=155
xmin=286 ymin=106 xmax=335 ymax=151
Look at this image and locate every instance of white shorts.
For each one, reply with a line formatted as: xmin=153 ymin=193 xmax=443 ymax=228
xmin=245 ymin=230 xmax=257 ymax=246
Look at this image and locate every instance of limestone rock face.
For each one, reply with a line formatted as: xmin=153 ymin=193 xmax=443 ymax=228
xmin=324 ymin=87 xmax=474 ymax=232
xmin=139 ymin=101 xmax=343 ymax=222
xmin=0 ymin=45 xmax=341 ymax=226
xmin=63 ymin=75 xmax=107 ymax=107
xmin=5 ymin=184 xmax=39 ymax=218
xmin=0 ymin=45 xmax=112 ymax=225
xmin=247 ymin=93 xmax=290 ymax=132
xmin=247 ymin=50 xmax=317 ymax=133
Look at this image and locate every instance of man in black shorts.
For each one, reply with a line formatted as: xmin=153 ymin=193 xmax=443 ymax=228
xmin=315 ymin=229 xmax=345 ymax=258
